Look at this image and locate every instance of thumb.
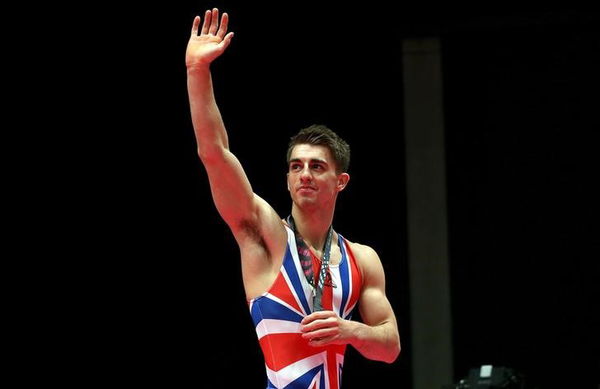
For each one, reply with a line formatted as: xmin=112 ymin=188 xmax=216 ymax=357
xmin=220 ymin=32 xmax=234 ymax=50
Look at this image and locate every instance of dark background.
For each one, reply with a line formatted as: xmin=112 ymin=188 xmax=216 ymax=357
xmin=39 ymin=2 xmax=599 ymax=388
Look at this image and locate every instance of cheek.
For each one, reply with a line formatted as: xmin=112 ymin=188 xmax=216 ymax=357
xmin=287 ymin=175 xmax=296 ymax=190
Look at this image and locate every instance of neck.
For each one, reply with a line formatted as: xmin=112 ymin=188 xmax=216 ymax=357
xmin=290 ymin=205 xmax=334 ymax=250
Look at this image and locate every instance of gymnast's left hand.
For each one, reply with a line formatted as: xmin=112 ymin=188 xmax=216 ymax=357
xmin=300 ymin=310 xmax=356 ymax=347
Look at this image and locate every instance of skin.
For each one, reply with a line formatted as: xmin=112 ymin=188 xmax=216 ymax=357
xmin=186 ymin=8 xmax=400 ymax=363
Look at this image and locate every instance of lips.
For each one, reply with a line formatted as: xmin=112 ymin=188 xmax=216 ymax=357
xmin=297 ymin=186 xmax=316 ymax=193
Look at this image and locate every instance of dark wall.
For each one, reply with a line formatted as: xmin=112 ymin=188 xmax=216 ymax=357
xmin=87 ymin=2 xmax=410 ymax=388
xmin=441 ymin=16 xmax=599 ymax=389
xmin=47 ymin=3 xmax=598 ymax=388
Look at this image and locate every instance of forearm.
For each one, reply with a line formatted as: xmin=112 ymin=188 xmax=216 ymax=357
xmin=350 ymin=319 xmax=401 ymax=363
xmin=187 ymin=65 xmax=229 ymax=160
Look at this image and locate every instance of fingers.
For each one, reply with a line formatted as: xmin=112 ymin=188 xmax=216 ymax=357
xmin=209 ymin=8 xmax=219 ymax=35
xmin=300 ymin=311 xmax=342 ymax=346
xmin=201 ymin=9 xmax=211 ymax=35
xmin=194 ymin=9 xmax=231 ymax=39
xmin=220 ymin=32 xmax=234 ymax=50
xmin=216 ymin=12 xmax=229 ymax=40
xmin=190 ymin=16 xmax=200 ymax=37
xmin=301 ymin=310 xmax=334 ymax=325
xmin=301 ymin=313 xmax=337 ymax=333
xmin=302 ymin=327 xmax=338 ymax=340
xmin=304 ymin=329 xmax=340 ymax=347
xmin=307 ymin=338 xmax=330 ymax=347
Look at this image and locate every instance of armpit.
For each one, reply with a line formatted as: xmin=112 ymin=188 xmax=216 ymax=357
xmin=239 ymin=219 xmax=269 ymax=252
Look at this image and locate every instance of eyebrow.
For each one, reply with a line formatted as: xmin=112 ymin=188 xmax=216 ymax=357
xmin=289 ymin=158 xmax=329 ymax=165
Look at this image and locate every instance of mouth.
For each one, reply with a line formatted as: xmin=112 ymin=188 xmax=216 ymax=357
xmin=297 ymin=186 xmax=316 ymax=193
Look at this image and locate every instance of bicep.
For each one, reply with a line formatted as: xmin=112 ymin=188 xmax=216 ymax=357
xmin=203 ymin=150 xmax=286 ymax=247
xmin=358 ymin=247 xmax=397 ymax=327
xmin=203 ymin=149 xmax=257 ymax=229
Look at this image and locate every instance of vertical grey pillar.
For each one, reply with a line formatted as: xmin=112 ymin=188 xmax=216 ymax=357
xmin=402 ymin=38 xmax=453 ymax=389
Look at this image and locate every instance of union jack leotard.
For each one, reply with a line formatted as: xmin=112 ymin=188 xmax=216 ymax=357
xmin=248 ymin=224 xmax=363 ymax=389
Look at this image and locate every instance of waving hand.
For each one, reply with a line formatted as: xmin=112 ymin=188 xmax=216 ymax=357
xmin=186 ymin=8 xmax=234 ymax=69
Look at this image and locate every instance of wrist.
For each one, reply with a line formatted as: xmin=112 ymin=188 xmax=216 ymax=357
xmin=347 ymin=320 xmax=367 ymax=349
xmin=186 ymin=62 xmax=211 ymax=73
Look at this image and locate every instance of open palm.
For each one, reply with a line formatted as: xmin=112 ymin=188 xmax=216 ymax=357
xmin=186 ymin=8 xmax=234 ymax=68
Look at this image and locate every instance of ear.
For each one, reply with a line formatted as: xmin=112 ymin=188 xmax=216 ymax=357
xmin=286 ymin=173 xmax=290 ymax=191
xmin=336 ymin=173 xmax=350 ymax=192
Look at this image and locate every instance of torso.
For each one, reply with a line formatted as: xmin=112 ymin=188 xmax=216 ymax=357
xmin=240 ymin=219 xmax=347 ymax=300
xmin=247 ymin=225 xmax=363 ymax=389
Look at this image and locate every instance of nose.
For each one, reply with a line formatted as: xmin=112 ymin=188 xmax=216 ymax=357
xmin=300 ymin=165 xmax=312 ymax=183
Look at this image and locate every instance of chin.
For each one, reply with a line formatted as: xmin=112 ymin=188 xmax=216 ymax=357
xmin=294 ymin=197 xmax=318 ymax=209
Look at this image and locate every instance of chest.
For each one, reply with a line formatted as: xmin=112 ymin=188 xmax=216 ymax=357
xmin=308 ymin=241 xmax=342 ymax=266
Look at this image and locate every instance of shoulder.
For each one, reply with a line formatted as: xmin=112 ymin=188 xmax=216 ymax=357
xmin=344 ymin=239 xmax=386 ymax=287
xmin=344 ymin=239 xmax=381 ymax=267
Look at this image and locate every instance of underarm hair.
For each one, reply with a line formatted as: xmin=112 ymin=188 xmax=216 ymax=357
xmin=239 ymin=219 xmax=269 ymax=254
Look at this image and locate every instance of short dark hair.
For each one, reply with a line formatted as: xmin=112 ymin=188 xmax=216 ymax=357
xmin=286 ymin=124 xmax=350 ymax=174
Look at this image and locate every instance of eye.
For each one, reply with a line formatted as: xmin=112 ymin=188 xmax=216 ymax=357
xmin=290 ymin=163 xmax=302 ymax=171
xmin=311 ymin=164 xmax=323 ymax=170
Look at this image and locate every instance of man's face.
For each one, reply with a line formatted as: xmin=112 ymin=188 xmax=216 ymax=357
xmin=287 ymin=144 xmax=346 ymax=209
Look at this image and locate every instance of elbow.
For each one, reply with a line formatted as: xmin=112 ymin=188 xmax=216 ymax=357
xmin=198 ymin=146 xmax=225 ymax=164
xmin=383 ymin=337 xmax=401 ymax=364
